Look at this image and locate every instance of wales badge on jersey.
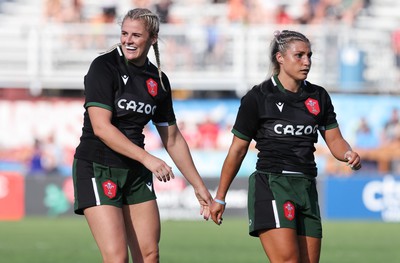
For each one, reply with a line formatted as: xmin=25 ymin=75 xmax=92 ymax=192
xmin=146 ymin=78 xmax=158 ymax=97
xmin=305 ymin=98 xmax=320 ymax=116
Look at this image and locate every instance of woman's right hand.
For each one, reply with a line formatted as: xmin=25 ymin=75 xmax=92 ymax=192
xmin=210 ymin=199 xmax=226 ymax=225
xmin=142 ymin=154 xmax=175 ymax=182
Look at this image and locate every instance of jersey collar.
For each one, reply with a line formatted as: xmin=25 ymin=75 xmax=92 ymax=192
xmin=271 ymin=75 xmax=307 ymax=94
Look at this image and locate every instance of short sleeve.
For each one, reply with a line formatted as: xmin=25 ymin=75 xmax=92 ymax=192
xmin=319 ymin=88 xmax=338 ymax=131
xmin=152 ymin=73 xmax=176 ymax=126
xmin=232 ymin=89 xmax=259 ymax=141
xmin=84 ymin=57 xmax=115 ymax=111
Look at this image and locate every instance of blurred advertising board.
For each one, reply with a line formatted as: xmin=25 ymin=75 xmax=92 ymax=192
xmin=324 ymin=175 xmax=400 ymax=222
xmin=6 ymin=173 xmax=400 ymax=222
xmin=25 ymin=176 xmax=74 ymax=216
xmin=0 ymin=172 xmax=25 ymax=220
xmin=22 ymin=175 xmax=248 ymax=220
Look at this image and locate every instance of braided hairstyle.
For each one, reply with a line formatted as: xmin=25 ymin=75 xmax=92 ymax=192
xmin=122 ymin=8 xmax=166 ymax=91
xmin=269 ymin=30 xmax=311 ymax=76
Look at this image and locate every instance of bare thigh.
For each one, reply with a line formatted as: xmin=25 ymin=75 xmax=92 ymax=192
xmin=259 ymin=228 xmax=300 ymax=263
xmin=123 ymin=200 xmax=161 ymax=263
xmin=84 ymin=205 xmax=129 ymax=263
xmin=259 ymin=228 xmax=321 ymax=263
xmin=298 ymin=235 xmax=321 ymax=263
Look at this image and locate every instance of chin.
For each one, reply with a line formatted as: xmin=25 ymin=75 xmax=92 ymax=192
xmin=299 ymin=74 xmax=308 ymax=80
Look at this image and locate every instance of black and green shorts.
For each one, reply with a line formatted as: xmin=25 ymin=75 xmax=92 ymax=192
xmin=248 ymin=171 xmax=322 ymax=238
xmin=72 ymin=158 xmax=156 ymax=215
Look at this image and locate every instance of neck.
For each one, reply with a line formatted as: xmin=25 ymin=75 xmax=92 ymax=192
xmin=277 ymin=74 xmax=301 ymax=93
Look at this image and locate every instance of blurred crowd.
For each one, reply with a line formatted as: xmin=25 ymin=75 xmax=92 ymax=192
xmin=320 ymin=107 xmax=400 ymax=176
xmin=39 ymin=0 xmax=371 ymax=26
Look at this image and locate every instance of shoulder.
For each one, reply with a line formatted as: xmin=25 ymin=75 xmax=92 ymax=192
xmin=304 ymin=80 xmax=329 ymax=95
xmin=147 ymin=60 xmax=159 ymax=72
xmin=241 ymin=78 xmax=274 ymax=103
xmin=146 ymin=61 xmax=171 ymax=91
xmin=237 ymin=79 xmax=273 ymax=112
xmin=89 ymin=46 xmax=121 ymax=70
xmin=246 ymin=78 xmax=274 ymax=96
xmin=147 ymin=60 xmax=169 ymax=79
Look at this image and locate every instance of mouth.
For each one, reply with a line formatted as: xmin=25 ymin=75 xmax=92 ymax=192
xmin=125 ymin=45 xmax=137 ymax=51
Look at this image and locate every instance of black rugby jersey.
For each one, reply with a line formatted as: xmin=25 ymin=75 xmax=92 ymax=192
xmin=233 ymin=75 xmax=338 ymax=176
xmin=74 ymin=45 xmax=176 ymax=168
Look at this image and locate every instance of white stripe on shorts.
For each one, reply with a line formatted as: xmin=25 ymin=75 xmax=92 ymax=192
xmin=272 ymin=200 xmax=280 ymax=228
xmin=91 ymin=178 xmax=101 ymax=206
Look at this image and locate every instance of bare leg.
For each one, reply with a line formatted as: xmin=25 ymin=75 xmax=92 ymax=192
xmin=84 ymin=205 xmax=129 ymax=263
xmin=123 ymin=200 xmax=161 ymax=263
xmin=259 ymin=228 xmax=300 ymax=263
xmin=298 ymin=235 xmax=321 ymax=263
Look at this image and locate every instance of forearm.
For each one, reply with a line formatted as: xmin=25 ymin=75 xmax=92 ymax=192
xmin=166 ymin=135 xmax=205 ymax=188
xmin=323 ymin=127 xmax=353 ymax=162
xmin=95 ymin=123 xmax=149 ymax=163
xmin=89 ymin=107 xmax=150 ymax=164
xmin=328 ymin=138 xmax=353 ymax=162
xmin=215 ymin=151 xmax=244 ymax=200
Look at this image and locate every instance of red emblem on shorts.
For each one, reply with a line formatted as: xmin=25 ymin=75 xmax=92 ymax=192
xmin=283 ymin=201 xmax=295 ymax=221
xmin=146 ymin=78 xmax=158 ymax=97
xmin=102 ymin=180 xmax=117 ymax=199
xmin=305 ymin=98 xmax=320 ymax=116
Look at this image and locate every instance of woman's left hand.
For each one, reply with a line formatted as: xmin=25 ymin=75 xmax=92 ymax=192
xmin=194 ymin=187 xmax=213 ymax=220
xmin=344 ymin=150 xmax=362 ymax=170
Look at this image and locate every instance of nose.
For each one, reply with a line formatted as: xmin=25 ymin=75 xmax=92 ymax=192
xmin=303 ymin=56 xmax=311 ymax=66
xmin=125 ymin=34 xmax=133 ymax=44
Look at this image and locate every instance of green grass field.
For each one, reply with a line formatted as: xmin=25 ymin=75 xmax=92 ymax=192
xmin=0 ymin=217 xmax=399 ymax=263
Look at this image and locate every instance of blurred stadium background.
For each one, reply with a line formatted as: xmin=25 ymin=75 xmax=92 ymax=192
xmin=0 ymin=0 xmax=400 ymax=225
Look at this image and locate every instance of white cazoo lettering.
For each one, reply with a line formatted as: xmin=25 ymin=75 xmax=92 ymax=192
xmin=118 ymin=99 xmax=156 ymax=115
xmin=274 ymin=124 xmax=318 ymax=135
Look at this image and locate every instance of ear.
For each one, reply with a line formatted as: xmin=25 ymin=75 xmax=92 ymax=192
xmin=276 ymin=52 xmax=284 ymax=64
xmin=151 ymin=35 xmax=158 ymax=45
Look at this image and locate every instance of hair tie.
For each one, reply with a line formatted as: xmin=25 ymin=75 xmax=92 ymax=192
xmin=274 ymin=30 xmax=281 ymax=38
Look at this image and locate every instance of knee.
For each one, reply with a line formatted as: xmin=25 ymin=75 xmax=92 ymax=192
xmin=101 ymin=248 xmax=129 ymax=263
xmin=132 ymin=245 xmax=159 ymax=263
xmin=145 ymin=247 xmax=160 ymax=263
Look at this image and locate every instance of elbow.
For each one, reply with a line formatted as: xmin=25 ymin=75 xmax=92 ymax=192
xmin=230 ymin=146 xmax=248 ymax=160
xmin=92 ymin=124 xmax=109 ymax=142
xmin=238 ymin=149 xmax=248 ymax=160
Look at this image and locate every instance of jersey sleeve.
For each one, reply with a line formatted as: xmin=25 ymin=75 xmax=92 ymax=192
xmin=232 ymin=89 xmax=259 ymax=141
xmin=83 ymin=56 xmax=115 ymax=111
xmin=152 ymin=73 xmax=176 ymax=126
xmin=319 ymin=88 xmax=338 ymax=131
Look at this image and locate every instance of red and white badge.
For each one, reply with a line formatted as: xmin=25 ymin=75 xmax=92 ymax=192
xmin=283 ymin=201 xmax=295 ymax=221
xmin=304 ymin=98 xmax=320 ymax=116
xmin=146 ymin=78 xmax=158 ymax=97
xmin=102 ymin=180 xmax=117 ymax=199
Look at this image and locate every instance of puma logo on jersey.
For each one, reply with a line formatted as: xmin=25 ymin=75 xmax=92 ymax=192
xmin=121 ymin=75 xmax=129 ymax=85
xmin=276 ymin=102 xmax=284 ymax=112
